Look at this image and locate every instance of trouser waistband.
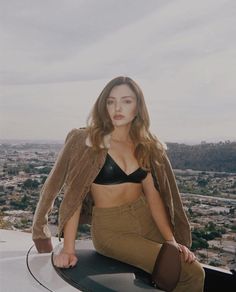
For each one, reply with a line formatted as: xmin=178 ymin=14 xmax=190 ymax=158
xmin=92 ymin=194 xmax=148 ymax=216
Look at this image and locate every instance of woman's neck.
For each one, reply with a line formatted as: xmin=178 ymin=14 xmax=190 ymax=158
xmin=111 ymin=126 xmax=131 ymax=143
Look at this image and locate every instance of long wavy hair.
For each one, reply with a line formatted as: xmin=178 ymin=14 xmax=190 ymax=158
xmin=86 ymin=76 xmax=167 ymax=168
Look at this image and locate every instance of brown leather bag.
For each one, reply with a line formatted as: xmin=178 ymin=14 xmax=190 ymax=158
xmin=151 ymin=241 xmax=181 ymax=291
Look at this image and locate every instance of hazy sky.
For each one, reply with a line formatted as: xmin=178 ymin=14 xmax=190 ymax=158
xmin=1 ymin=0 xmax=235 ymax=144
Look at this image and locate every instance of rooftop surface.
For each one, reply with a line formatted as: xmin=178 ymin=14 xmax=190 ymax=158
xmin=0 ymin=229 xmax=161 ymax=292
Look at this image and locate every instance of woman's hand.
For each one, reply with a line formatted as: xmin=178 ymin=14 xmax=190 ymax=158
xmin=53 ymin=250 xmax=78 ymax=268
xmin=177 ymin=243 xmax=196 ymax=263
xmin=165 ymin=240 xmax=196 ymax=264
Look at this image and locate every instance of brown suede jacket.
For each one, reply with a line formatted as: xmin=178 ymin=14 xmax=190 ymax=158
xmin=32 ymin=128 xmax=192 ymax=252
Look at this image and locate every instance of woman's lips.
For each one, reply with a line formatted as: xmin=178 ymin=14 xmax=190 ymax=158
xmin=113 ymin=114 xmax=125 ymax=120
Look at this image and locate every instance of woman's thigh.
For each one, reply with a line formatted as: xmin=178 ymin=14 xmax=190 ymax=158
xmin=91 ymin=195 xmax=205 ymax=290
xmin=91 ymin=196 xmax=165 ymax=273
xmin=94 ymin=232 xmax=162 ymax=274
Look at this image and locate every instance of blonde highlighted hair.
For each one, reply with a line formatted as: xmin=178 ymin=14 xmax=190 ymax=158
xmin=86 ymin=76 xmax=167 ymax=169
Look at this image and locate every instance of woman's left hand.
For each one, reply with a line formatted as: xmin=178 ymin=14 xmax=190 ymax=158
xmin=177 ymin=244 xmax=196 ymax=263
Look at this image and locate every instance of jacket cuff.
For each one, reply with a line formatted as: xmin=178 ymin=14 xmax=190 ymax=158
xmin=33 ymin=238 xmax=53 ymax=253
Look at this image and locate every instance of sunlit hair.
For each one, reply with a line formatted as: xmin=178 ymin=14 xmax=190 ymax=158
xmin=86 ymin=76 xmax=167 ymax=168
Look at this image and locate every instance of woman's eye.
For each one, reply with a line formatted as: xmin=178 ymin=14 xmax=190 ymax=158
xmin=124 ymin=99 xmax=132 ymax=104
xmin=107 ymin=100 xmax=114 ymax=105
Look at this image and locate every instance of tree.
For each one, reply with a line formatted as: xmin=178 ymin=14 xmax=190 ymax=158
xmin=197 ymin=177 xmax=208 ymax=187
xmin=23 ymin=179 xmax=40 ymax=189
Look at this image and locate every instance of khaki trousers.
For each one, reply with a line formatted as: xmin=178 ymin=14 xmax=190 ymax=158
xmin=91 ymin=195 xmax=205 ymax=292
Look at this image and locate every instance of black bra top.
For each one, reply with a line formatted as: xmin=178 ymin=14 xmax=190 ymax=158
xmin=93 ymin=153 xmax=148 ymax=185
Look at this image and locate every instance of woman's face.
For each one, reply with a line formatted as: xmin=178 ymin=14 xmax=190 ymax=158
xmin=106 ymin=84 xmax=137 ymax=128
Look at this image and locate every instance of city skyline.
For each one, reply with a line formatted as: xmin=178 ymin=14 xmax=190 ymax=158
xmin=1 ymin=0 xmax=235 ymax=144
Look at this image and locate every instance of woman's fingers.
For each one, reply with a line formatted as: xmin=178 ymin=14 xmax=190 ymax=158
xmin=69 ymin=254 xmax=78 ymax=267
xmin=54 ymin=253 xmax=66 ymax=268
xmin=53 ymin=252 xmax=78 ymax=268
xmin=181 ymin=245 xmax=189 ymax=262
xmin=189 ymin=252 xmax=197 ymax=263
xmin=178 ymin=244 xmax=196 ymax=263
xmin=177 ymin=244 xmax=183 ymax=253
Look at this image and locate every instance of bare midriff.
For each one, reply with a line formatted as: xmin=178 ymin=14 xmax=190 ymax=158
xmin=91 ymin=183 xmax=144 ymax=208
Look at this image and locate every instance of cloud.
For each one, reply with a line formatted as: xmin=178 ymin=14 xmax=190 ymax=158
xmin=0 ymin=0 xmax=235 ymax=142
xmin=1 ymin=0 xmax=165 ymax=84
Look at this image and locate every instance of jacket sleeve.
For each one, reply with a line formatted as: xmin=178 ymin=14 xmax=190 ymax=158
xmin=32 ymin=128 xmax=77 ymax=249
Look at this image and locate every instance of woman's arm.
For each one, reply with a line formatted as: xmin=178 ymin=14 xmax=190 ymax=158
xmin=53 ymin=205 xmax=81 ymax=268
xmin=32 ymin=129 xmax=77 ymax=252
xmin=142 ymin=173 xmax=196 ymax=263
xmin=142 ymin=173 xmax=175 ymax=241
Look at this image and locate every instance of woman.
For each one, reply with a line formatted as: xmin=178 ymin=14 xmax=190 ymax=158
xmin=32 ymin=76 xmax=205 ymax=291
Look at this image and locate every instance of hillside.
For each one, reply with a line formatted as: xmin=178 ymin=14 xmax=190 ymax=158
xmin=166 ymin=141 xmax=236 ymax=173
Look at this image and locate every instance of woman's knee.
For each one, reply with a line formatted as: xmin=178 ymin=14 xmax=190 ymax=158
xmin=181 ymin=258 xmax=205 ymax=283
xmin=180 ymin=256 xmax=205 ymax=280
xmin=173 ymin=259 xmax=205 ymax=292
xmin=193 ymin=260 xmax=205 ymax=282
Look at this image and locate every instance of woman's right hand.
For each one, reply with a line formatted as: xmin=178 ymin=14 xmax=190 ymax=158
xmin=53 ymin=250 xmax=78 ymax=268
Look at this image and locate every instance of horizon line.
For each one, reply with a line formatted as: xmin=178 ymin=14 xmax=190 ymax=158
xmin=0 ymin=138 xmax=235 ymax=146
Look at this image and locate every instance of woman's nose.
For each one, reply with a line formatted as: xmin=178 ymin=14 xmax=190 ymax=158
xmin=115 ymin=102 xmax=121 ymax=111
